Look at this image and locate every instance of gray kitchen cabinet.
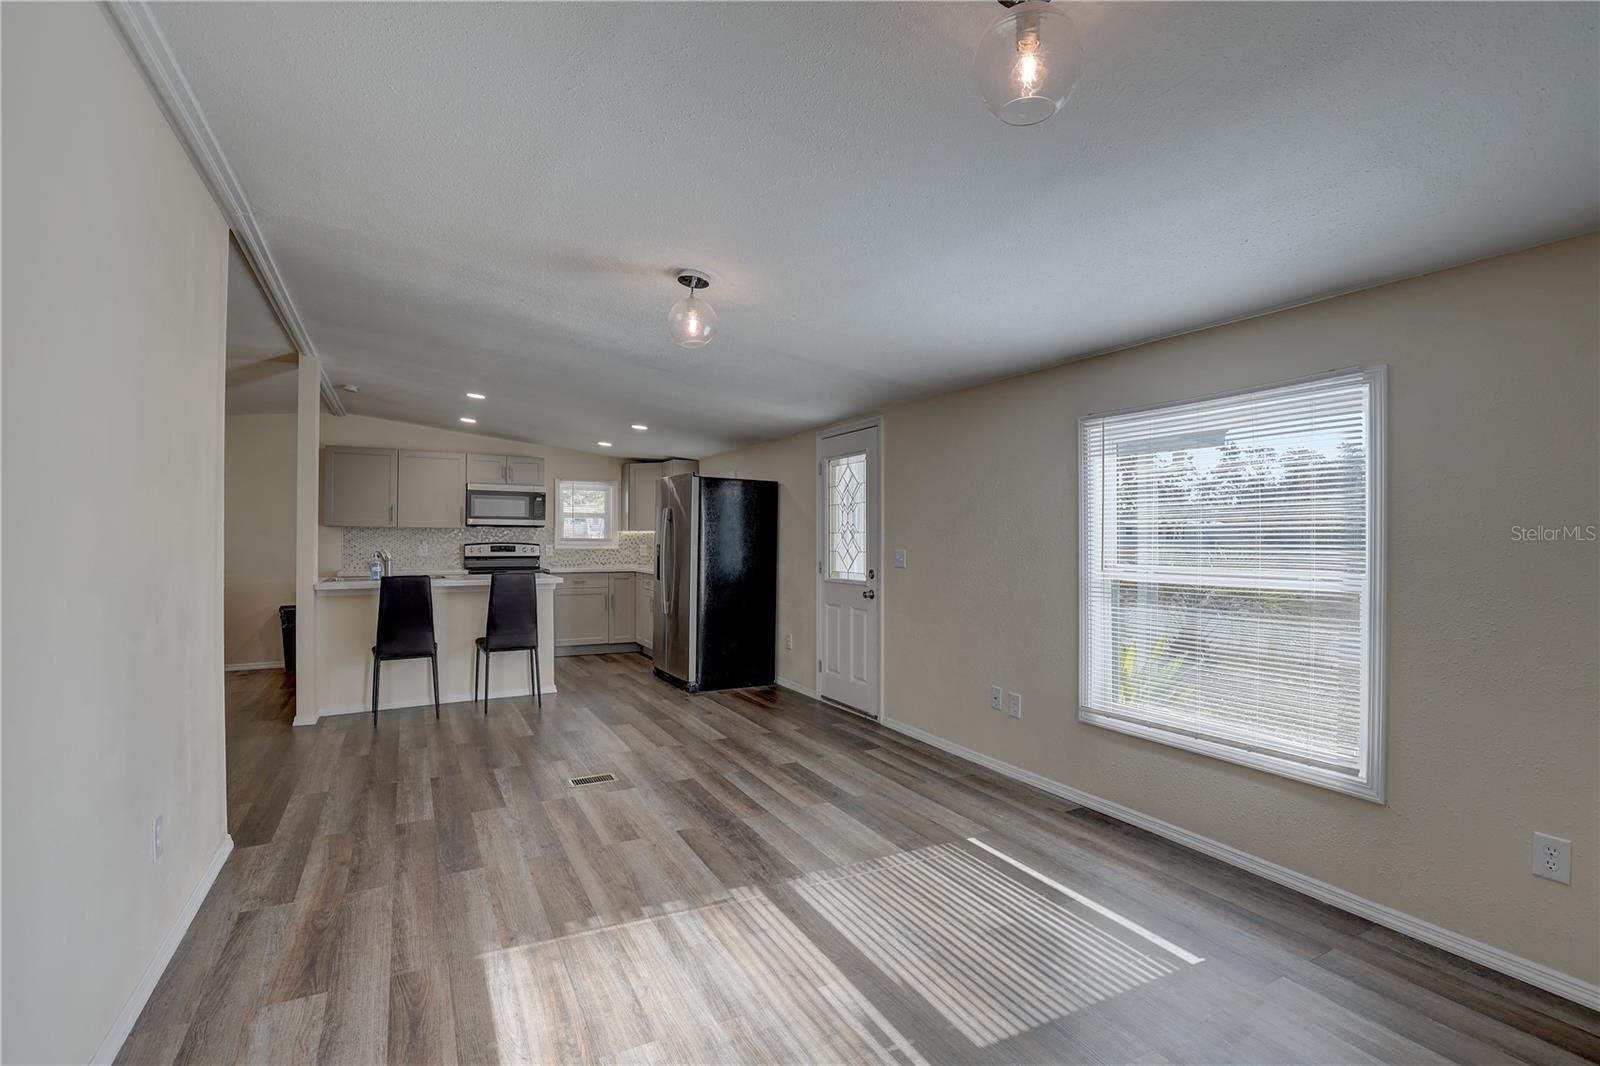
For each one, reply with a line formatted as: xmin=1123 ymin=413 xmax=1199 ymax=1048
xmin=625 ymin=462 xmax=663 ymax=531
xmin=609 ymin=572 xmax=636 ymax=642
xmin=624 ymin=459 xmax=698 ymax=530
xmin=466 ymin=453 xmax=507 ymax=484
xmin=554 ymin=575 xmax=611 ymax=646
xmin=323 ymin=446 xmax=397 ymax=527
xmin=636 ymin=575 xmax=654 ymax=652
xmin=397 ymin=450 xmax=467 ymax=528
xmin=507 ymin=455 xmax=544 ymax=487
xmin=553 ymin=572 xmax=650 ymax=648
xmin=468 ymin=452 xmax=545 ymax=488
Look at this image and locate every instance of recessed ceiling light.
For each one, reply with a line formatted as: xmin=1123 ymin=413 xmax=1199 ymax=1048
xmin=631 ymin=424 xmax=648 ymax=431
xmin=459 ymin=417 xmax=477 ymax=424
xmin=597 ymin=441 xmax=613 ymax=448
xmin=466 ymin=392 xmax=486 ymax=400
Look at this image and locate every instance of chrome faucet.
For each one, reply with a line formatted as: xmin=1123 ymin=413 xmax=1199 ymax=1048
xmin=374 ymin=549 xmax=392 ymax=576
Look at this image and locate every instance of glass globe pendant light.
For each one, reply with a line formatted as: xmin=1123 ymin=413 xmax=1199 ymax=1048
xmin=666 ymin=270 xmax=717 ymax=348
xmin=974 ymin=0 xmax=1083 ymax=127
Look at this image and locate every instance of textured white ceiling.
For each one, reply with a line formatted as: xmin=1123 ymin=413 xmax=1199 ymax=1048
xmin=225 ymin=239 xmax=297 ymax=414
xmin=158 ymin=2 xmax=1598 ymax=457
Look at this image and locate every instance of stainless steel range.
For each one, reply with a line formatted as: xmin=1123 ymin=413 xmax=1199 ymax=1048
xmin=462 ymin=542 xmax=543 ymax=575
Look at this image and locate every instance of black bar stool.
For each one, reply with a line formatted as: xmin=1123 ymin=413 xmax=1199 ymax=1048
xmin=472 ymin=571 xmax=541 ymax=712
xmin=372 ymin=575 xmax=439 ymax=723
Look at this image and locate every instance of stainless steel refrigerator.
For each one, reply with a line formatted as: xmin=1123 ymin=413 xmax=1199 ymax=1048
xmin=653 ymin=474 xmax=778 ymax=692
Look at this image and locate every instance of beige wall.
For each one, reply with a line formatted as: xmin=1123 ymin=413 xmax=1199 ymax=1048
xmin=701 ymin=432 xmax=819 ymax=688
xmin=706 ymin=234 xmax=1600 ymax=986
xmin=316 ymin=413 xmax=623 ymax=575
xmin=225 ymin=414 xmax=297 ymax=665
xmin=1 ymin=5 xmax=231 ymax=1061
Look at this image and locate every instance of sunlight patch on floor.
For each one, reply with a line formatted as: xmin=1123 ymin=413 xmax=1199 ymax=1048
xmin=483 ymin=885 xmax=928 ymax=1065
xmin=795 ymin=841 xmax=1202 ymax=1047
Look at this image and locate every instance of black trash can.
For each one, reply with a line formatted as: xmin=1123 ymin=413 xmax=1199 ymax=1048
xmin=279 ymin=605 xmax=296 ymax=673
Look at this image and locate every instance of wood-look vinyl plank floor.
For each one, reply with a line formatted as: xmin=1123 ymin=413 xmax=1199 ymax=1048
xmin=117 ymin=654 xmax=1598 ymax=1065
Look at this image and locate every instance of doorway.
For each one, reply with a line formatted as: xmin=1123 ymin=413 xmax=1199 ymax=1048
xmin=816 ymin=421 xmax=881 ymax=718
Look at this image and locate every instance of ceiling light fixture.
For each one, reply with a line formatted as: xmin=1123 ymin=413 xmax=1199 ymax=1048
xmin=631 ymin=424 xmax=648 ymax=431
xmin=667 ymin=269 xmax=717 ymax=348
xmin=974 ymin=0 xmax=1082 ymax=127
xmin=466 ymin=392 xmax=486 ymax=400
xmin=597 ymin=441 xmax=613 ymax=448
xmin=459 ymin=417 xmax=477 ymax=424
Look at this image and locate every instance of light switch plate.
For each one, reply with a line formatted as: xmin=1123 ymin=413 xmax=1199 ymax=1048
xmin=894 ymin=549 xmax=907 ymax=569
xmin=989 ymin=686 xmax=1003 ymax=711
xmin=1008 ymin=692 xmax=1022 ymax=719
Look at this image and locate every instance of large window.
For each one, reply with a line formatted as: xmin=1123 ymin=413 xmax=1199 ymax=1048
xmin=556 ymin=479 xmax=618 ymax=549
xmin=1080 ymin=369 xmax=1385 ymax=800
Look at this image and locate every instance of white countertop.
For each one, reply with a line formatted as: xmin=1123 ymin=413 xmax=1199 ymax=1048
xmin=315 ymin=571 xmax=564 ymax=593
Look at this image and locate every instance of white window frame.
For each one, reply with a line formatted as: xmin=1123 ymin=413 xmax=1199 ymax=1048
xmin=1077 ymin=367 xmax=1387 ymax=803
xmin=555 ymin=478 xmax=619 ymax=550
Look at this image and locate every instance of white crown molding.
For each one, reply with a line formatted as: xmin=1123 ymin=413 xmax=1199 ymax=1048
xmin=101 ymin=1 xmax=345 ymax=416
xmin=91 ymin=835 xmax=234 ymax=1064
xmin=879 ymin=715 xmax=1600 ymax=1012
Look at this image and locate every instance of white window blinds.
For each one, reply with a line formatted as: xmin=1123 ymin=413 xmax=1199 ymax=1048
xmin=1080 ymin=369 xmax=1385 ymax=800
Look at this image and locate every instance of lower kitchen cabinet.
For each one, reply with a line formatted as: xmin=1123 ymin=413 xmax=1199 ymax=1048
xmin=553 ymin=576 xmax=611 ymax=646
xmin=553 ymin=572 xmax=646 ymax=648
xmin=609 ymin=573 xmax=636 ymax=642
xmin=637 ymin=575 xmax=654 ymax=652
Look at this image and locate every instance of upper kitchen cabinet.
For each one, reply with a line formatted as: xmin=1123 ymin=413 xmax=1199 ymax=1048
xmin=323 ymin=446 xmax=398 ymax=527
xmin=397 ymin=450 xmax=467 ymax=528
xmin=624 ymin=459 xmax=698 ymax=530
xmin=468 ymin=453 xmax=545 ymax=488
xmin=507 ymin=455 xmax=544 ymax=487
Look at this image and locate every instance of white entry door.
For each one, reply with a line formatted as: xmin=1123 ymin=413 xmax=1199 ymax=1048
xmin=817 ymin=425 xmax=880 ymax=717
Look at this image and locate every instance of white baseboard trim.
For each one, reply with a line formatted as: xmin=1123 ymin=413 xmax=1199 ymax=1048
xmin=224 ymin=660 xmax=284 ymax=672
xmin=774 ymin=676 xmax=820 ymax=700
xmin=879 ymin=716 xmax=1600 ymax=1011
xmin=92 ymin=834 xmax=234 ymax=1064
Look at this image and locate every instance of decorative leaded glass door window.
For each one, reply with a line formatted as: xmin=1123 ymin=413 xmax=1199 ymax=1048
xmin=828 ymin=452 xmax=867 ymax=580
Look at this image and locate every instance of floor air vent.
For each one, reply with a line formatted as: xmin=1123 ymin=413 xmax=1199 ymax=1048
xmin=568 ymin=772 xmax=616 ymax=787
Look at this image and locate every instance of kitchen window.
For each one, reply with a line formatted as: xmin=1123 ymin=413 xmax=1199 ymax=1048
xmin=556 ymin=479 xmax=619 ymax=549
xmin=1079 ymin=368 xmax=1386 ymax=801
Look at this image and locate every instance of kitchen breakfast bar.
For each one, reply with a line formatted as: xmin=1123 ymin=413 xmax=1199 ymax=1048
xmin=312 ymin=572 xmax=563 ymax=717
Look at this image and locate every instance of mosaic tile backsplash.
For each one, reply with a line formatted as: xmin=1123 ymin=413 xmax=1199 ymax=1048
xmin=340 ymin=527 xmax=654 ymax=574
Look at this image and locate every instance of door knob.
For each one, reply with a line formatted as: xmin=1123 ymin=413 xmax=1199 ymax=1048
xmin=862 ymin=589 xmax=875 ymax=600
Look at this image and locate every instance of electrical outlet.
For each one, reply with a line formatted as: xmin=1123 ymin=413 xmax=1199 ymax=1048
xmin=894 ymin=549 xmax=907 ymax=569
xmin=785 ymin=633 xmax=793 ymax=650
xmin=154 ymin=814 xmax=164 ymax=861
xmin=989 ymin=686 xmax=1003 ymax=711
xmin=1532 ymin=833 xmax=1571 ymax=884
xmin=1008 ymin=691 xmax=1022 ymax=719
xmin=418 ymin=541 xmax=430 ymax=557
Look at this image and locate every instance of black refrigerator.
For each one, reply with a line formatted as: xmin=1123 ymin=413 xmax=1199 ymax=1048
xmin=652 ymin=475 xmax=777 ymax=692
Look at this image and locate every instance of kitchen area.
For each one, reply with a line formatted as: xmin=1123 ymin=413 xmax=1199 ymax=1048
xmin=308 ymin=430 xmax=697 ymax=716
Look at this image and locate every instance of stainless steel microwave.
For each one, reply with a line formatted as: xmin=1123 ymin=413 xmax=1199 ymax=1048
xmin=464 ymin=484 xmax=546 ymax=526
